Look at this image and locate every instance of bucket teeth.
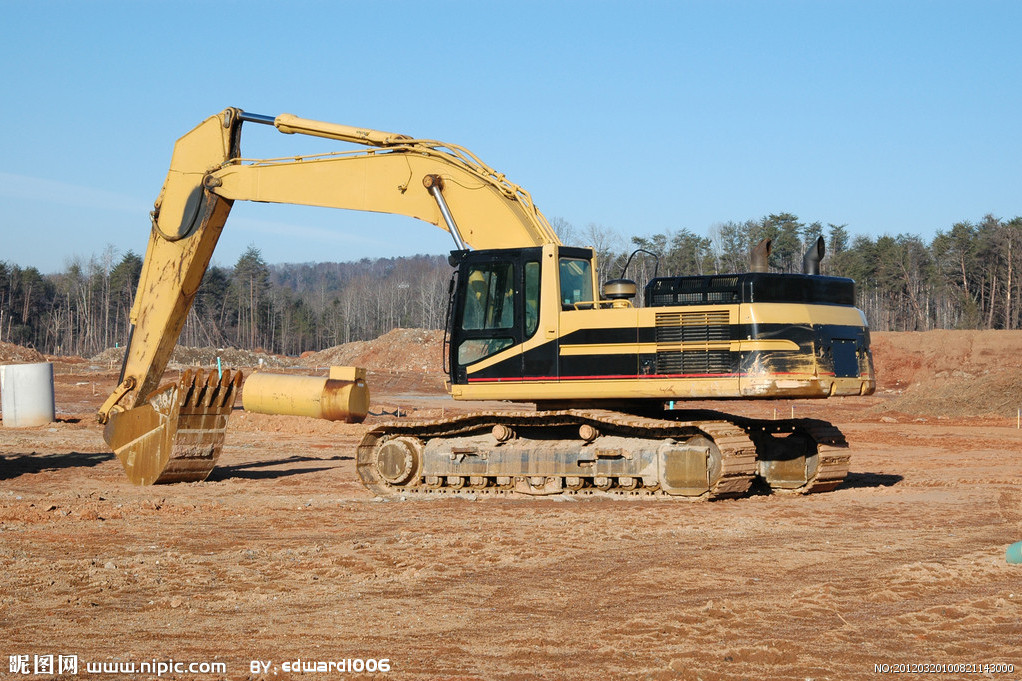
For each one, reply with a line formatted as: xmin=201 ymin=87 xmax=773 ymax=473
xmin=104 ymin=369 xmax=244 ymax=485
xmin=218 ymin=370 xmax=233 ymax=407
xmin=179 ymin=369 xmax=198 ymax=406
xmin=201 ymin=370 xmax=219 ymax=407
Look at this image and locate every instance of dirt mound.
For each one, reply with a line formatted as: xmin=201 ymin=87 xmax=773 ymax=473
xmin=91 ymin=346 xmax=297 ymax=370
xmin=872 ymin=330 xmax=1022 ymax=418
xmin=89 ymin=330 xmax=447 ymax=394
xmin=168 ymin=346 xmax=295 ymax=370
xmin=0 ymin=341 xmax=46 ymax=364
xmin=303 ymin=328 xmax=444 ymax=373
xmin=302 ymin=328 xmax=445 ymax=393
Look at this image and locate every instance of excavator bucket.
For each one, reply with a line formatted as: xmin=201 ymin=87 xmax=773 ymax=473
xmin=103 ymin=369 xmax=243 ymax=485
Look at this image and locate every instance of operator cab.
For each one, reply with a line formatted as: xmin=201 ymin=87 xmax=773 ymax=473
xmin=446 ymin=245 xmax=597 ymax=384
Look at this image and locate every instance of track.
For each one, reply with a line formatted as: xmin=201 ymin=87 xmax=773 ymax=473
xmin=356 ymin=409 xmax=849 ymax=500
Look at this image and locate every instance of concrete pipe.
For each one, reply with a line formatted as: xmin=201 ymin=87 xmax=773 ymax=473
xmin=1 ymin=362 xmax=56 ymax=428
xmin=242 ymin=366 xmax=369 ymax=423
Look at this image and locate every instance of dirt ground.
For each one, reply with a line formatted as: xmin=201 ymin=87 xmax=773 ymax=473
xmin=2 ymin=330 xmax=1022 ymax=680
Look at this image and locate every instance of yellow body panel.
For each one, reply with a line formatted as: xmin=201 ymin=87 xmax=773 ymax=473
xmin=451 ymin=377 xmax=745 ymax=401
xmin=740 ymin=302 xmax=869 ymax=327
xmin=456 ymin=297 xmax=873 ymax=402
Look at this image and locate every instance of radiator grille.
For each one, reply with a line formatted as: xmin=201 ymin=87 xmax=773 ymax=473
xmin=656 ymin=350 xmax=733 ymax=375
xmin=655 ymin=311 xmax=731 ymax=343
xmin=654 ymin=310 xmax=733 ymax=375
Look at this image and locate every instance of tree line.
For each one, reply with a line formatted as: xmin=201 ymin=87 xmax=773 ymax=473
xmin=1 ymin=212 xmax=1020 ymax=357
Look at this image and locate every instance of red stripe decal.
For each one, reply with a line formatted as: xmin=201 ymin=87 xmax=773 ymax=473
xmin=467 ymin=371 xmax=838 ymax=383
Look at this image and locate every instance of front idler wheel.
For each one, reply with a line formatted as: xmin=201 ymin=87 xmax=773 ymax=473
xmin=374 ymin=436 xmax=423 ymax=487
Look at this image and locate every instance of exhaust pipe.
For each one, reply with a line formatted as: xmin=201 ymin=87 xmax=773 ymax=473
xmin=802 ymin=236 xmax=825 ymax=275
xmin=750 ymin=238 xmax=772 ymax=273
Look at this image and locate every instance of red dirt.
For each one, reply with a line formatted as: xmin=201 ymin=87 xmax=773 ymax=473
xmin=870 ymin=330 xmax=1022 ymax=418
xmin=2 ymin=330 xmax=1021 ymax=679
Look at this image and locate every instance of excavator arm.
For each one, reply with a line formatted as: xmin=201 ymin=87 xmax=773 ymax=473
xmin=100 ymin=107 xmax=560 ymax=484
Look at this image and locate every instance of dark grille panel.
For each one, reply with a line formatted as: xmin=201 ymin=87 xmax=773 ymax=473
xmin=655 ymin=324 xmax=730 ymax=343
xmin=654 ymin=311 xmax=731 ymax=344
xmin=647 ymin=276 xmax=740 ymax=307
xmin=646 ymin=273 xmax=856 ymax=307
xmin=656 ymin=350 xmax=733 ymax=375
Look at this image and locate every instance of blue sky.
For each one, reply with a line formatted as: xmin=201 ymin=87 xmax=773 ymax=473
xmin=1 ymin=1 xmax=1019 ymax=273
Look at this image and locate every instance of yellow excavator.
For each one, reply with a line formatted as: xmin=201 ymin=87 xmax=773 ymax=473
xmin=99 ymin=108 xmax=874 ymax=498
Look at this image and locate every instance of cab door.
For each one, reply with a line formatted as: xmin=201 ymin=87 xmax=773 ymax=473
xmin=447 ymin=249 xmax=542 ymax=385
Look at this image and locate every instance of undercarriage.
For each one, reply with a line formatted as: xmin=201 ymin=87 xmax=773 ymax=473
xmin=357 ymin=409 xmax=849 ymax=500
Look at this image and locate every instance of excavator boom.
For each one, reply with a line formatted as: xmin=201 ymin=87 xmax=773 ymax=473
xmin=100 ymin=108 xmax=560 ymax=484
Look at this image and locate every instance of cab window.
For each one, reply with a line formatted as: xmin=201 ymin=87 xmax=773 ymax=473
xmin=461 ymin=263 xmax=515 ymax=330
xmin=457 ymin=262 xmax=515 ymax=366
xmin=524 ymin=260 xmax=540 ymax=336
xmin=559 ymin=257 xmax=593 ymax=309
